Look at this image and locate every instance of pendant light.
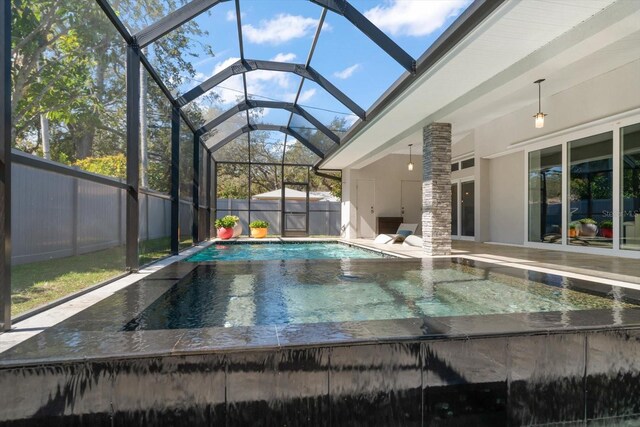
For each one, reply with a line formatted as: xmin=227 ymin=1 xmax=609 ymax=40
xmin=407 ymin=144 xmax=414 ymax=171
xmin=533 ymin=79 xmax=547 ymax=128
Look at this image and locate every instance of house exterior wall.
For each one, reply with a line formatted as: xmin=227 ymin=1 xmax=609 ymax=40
xmin=488 ymin=152 xmax=525 ymax=244
xmin=341 ymin=60 xmax=639 ymax=248
xmin=473 ymin=59 xmax=640 ymax=248
xmin=341 ymin=154 xmax=422 ymax=238
xmin=475 ymin=60 xmax=640 ymax=159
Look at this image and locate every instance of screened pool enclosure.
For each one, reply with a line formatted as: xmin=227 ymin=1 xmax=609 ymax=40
xmin=1 ymin=0 xmax=488 ymax=330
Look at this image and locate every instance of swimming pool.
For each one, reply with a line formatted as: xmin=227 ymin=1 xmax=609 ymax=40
xmin=186 ymin=242 xmax=385 ymax=262
xmin=3 ymin=257 xmax=640 ymax=426
xmin=124 ymin=258 xmax=637 ymax=330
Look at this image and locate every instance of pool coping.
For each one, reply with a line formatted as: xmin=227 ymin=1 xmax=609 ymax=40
xmin=2 ymin=256 xmax=640 ymax=369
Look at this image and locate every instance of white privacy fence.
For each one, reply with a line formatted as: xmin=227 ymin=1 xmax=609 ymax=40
xmin=11 ymin=152 xmax=192 ymax=265
xmin=216 ymin=198 xmax=341 ymax=236
xmin=11 ymin=152 xmax=341 ymax=265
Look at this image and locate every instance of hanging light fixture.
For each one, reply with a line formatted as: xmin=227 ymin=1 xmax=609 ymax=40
xmin=533 ymin=78 xmax=547 ymax=128
xmin=407 ymin=144 xmax=414 ymax=171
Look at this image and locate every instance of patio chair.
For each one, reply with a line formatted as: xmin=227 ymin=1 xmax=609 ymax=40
xmin=373 ymin=223 xmax=418 ymax=244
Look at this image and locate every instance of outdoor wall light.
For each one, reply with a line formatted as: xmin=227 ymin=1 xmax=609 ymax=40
xmin=408 ymin=144 xmax=414 ymax=171
xmin=533 ymin=78 xmax=547 ymax=128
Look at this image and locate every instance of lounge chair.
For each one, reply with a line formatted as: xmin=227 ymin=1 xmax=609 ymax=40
xmin=402 ymin=234 xmax=423 ymax=247
xmin=373 ymin=223 xmax=418 ymax=244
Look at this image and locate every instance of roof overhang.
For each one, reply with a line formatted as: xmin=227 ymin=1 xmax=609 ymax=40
xmin=320 ymin=0 xmax=640 ymax=169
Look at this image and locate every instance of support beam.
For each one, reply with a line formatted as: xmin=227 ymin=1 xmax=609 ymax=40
xmin=95 ymin=0 xmax=134 ymax=44
xmin=170 ymin=107 xmax=180 ymax=254
xmin=206 ymin=124 xmax=325 ymax=160
xmin=422 ymin=123 xmax=452 ymax=256
xmin=192 ymin=133 xmax=200 ymax=244
xmin=126 ymin=45 xmax=141 ymax=271
xmin=309 ymin=0 xmax=415 ymax=73
xmin=212 ymin=158 xmax=217 ymax=238
xmin=1 ymin=0 xmax=11 ymax=330
xmin=198 ymin=100 xmax=340 ymax=145
xmin=136 ymin=0 xmax=230 ymax=48
xmin=205 ymin=151 xmax=212 ymax=239
xmin=177 ymin=59 xmax=365 ymax=119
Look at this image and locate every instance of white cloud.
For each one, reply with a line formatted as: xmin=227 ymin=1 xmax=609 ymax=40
xmin=271 ymin=52 xmax=297 ymax=63
xmin=213 ymin=56 xmax=241 ymax=74
xmin=364 ymin=0 xmax=470 ymax=37
xmin=225 ymin=10 xmax=245 ymax=22
xmin=333 ymin=64 xmax=360 ymax=80
xmin=297 ymin=88 xmax=316 ymax=103
xmin=242 ymin=14 xmax=319 ymax=44
xmin=283 ymin=88 xmax=316 ymax=103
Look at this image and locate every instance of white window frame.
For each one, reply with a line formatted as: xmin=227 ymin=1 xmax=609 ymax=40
xmin=451 ymin=176 xmax=475 ymax=241
xmin=522 ymin=111 xmax=640 ymax=259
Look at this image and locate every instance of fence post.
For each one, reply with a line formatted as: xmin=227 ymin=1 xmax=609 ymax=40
xmin=170 ymin=107 xmax=180 ymax=254
xmin=192 ymin=133 xmax=199 ymax=244
xmin=71 ymin=175 xmax=79 ymax=256
xmin=206 ymin=151 xmax=211 ymax=239
xmin=1 ymin=0 xmax=12 ymax=330
xmin=125 ymin=44 xmax=141 ymax=271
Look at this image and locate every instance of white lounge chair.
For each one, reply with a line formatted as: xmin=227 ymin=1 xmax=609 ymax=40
xmin=373 ymin=223 xmax=418 ymax=244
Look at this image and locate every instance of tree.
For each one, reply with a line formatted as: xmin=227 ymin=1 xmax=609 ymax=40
xmin=11 ymin=0 xmax=213 ymax=166
xmin=213 ymin=115 xmax=344 ymax=200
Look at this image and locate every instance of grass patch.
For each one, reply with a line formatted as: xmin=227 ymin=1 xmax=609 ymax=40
xmin=11 ymin=237 xmax=183 ymax=317
xmin=11 ymin=246 xmax=126 ymax=316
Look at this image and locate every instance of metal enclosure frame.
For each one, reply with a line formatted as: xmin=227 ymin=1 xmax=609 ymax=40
xmin=0 ymin=0 xmax=497 ymax=326
xmin=1 ymin=0 xmax=11 ymax=331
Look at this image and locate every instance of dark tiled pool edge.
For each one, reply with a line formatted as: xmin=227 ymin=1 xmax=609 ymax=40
xmin=1 ymin=328 xmax=639 ymax=425
xmin=1 ymin=258 xmax=640 ymax=425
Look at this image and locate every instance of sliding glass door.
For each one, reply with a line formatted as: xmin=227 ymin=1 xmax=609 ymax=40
xmin=621 ymin=123 xmax=640 ymax=251
xmin=451 ymin=180 xmax=474 ymax=238
xmin=568 ymin=132 xmax=613 ymax=248
xmin=528 ymin=145 xmax=562 ymax=243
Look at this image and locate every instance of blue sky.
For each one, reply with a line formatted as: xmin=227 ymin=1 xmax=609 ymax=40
xmin=143 ymin=0 xmax=472 ymax=131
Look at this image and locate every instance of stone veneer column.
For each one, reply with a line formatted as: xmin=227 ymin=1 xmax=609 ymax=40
xmin=422 ymin=123 xmax=452 ymax=256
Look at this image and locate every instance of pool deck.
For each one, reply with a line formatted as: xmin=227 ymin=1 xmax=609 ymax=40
xmin=344 ymin=238 xmax=640 ymax=287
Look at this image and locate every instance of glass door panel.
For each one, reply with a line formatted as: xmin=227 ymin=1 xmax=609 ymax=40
xmin=568 ymin=132 xmax=613 ymax=248
xmin=528 ymin=145 xmax=562 ymax=243
xmin=621 ymin=123 xmax=640 ymax=251
xmin=461 ymin=181 xmax=475 ymax=237
xmin=451 ymin=184 xmax=458 ymax=235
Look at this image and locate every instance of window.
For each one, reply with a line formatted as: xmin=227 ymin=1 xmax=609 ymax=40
xmin=451 ymin=184 xmax=458 ymax=235
xmin=568 ymin=132 xmax=613 ymax=248
xmin=528 ymin=145 xmax=562 ymax=243
xmin=621 ymin=123 xmax=640 ymax=251
xmin=451 ymin=162 xmax=459 ymax=172
xmin=461 ymin=158 xmax=475 ymax=169
xmin=461 ymin=181 xmax=475 ymax=236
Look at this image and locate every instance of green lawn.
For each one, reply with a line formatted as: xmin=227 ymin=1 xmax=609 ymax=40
xmin=11 ymin=238 xmax=179 ymax=316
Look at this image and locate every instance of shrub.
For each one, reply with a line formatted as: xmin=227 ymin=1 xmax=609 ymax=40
xmin=569 ymin=221 xmax=581 ymax=229
xmin=215 ymin=216 xmax=237 ymax=229
xmin=249 ymin=220 xmax=268 ymax=229
xmin=578 ymin=218 xmax=597 ymax=225
xmin=600 ymin=220 xmax=613 ymax=229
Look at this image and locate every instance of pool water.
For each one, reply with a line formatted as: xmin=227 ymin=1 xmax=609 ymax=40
xmin=187 ymin=242 xmax=385 ymax=262
xmin=124 ymin=259 xmax=636 ymax=330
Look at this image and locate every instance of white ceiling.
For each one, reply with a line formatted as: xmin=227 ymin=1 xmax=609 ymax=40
xmin=322 ymin=0 xmax=640 ymax=168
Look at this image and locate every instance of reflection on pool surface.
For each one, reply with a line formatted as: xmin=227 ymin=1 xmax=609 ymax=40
xmin=124 ymin=259 xmax=636 ymax=330
xmin=187 ymin=242 xmax=385 ymax=262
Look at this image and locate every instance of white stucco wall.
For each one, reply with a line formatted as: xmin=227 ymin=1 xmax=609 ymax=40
xmin=342 ymin=154 xmax=422 ymax=237
xmin=487 ymin=151 xmax=525 ymax=244
xmin=476 ymin=59 xmax=640 ymax=159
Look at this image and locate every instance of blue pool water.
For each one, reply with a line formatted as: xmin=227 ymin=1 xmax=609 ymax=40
xmin=187 ymin=242 xmax=385 ymax=262
xmin=124 ymin=259 xmax=634 ymax=330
